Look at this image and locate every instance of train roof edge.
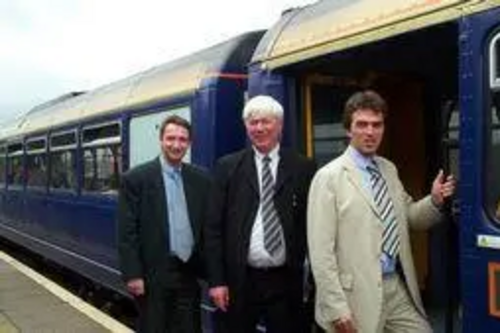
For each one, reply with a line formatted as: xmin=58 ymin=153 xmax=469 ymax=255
xmin=251 ymin=0 xmax=500 ymax=70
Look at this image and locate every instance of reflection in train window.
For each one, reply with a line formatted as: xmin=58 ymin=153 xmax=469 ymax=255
xmin=50 ymin=151 xmax=76 ymax=191
xmin=82 ymin=122 xmax=122 ymax=195
xmin=7 ymin=143 xmax=23 ymax=188
xmin=0 ymin=146 xmax=6 ymax=184
xmin=83 ymin=145 xmax=122 ymax=195
xmin=26 ymin=154 xmax=47 ymax=188
xmin=26 ymin=138 xmax=47 ymax=189
xmin=487 ymin=31 xmax=500 ymax=221
xmin=50 ymin=131 xmax=77 ymax=191
xmin=311 ymin=84 xmax=354 ymax=166
xmin=488 ymin=91 xmax=500 ymax=221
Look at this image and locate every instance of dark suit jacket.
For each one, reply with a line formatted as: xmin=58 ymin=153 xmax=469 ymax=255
xmin=117 ymin=157 xmax=211 ymax=286
xmin=204 ymin=148 xmax=316 ymax=306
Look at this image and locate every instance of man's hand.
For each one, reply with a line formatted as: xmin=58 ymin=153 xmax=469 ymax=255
xmin=332 ymin=315 xmax=357 ymax=333
xmin=126 ymin=278 xmax=145 ymax=296
xmin=209 ymin=286 xmax=230 ymax=312
xmin=431 ymin=169 xmax=456 ymax=206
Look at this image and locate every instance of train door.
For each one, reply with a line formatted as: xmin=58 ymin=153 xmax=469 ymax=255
xmin=303 ymin=74 xmax=430 ymax=274
xmin=299 ymin=69 xmax=454 ymax=331
xmin=459 ymin=7 xmax=500 ymax=332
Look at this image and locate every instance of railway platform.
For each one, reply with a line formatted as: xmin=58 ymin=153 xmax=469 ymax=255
xmin=0 ymin=251 xmax=133 ymax=333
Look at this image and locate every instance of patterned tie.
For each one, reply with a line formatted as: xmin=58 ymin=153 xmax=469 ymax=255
xmin=169 ymin=168 xmax=194 ymax=262
xmin=367 ymin=161 xmax=400 ymax=258
xmin=261 ymin=156 xmax=284 ymax=257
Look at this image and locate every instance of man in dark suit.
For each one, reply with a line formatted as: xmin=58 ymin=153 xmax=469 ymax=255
xmin=204 ymin=95 xmax=316 ymax=333
xmin=117 ymin=115 xmax=211 ymax=333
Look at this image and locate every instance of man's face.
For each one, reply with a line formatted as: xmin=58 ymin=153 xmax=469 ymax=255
xmin=245 ymin=115 xmax=282 ymax=154
xmin=160 ymin=123 xmax=190 ymax=165
xmin=347 ymin=108 xmax=384 ymax=156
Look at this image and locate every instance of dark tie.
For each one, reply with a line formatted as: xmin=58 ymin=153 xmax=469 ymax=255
xmin=261 ymin=156 xmax=284 ymax=257
xmin=367 ymin=162 xmax=400 ymax=258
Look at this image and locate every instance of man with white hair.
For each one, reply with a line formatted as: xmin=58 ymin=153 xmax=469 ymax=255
xmin=204 ymin=95 xmax=316 ymax=333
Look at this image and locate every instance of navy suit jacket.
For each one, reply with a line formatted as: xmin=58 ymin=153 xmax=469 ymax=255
xmin=204 ymin=148 xmax=316 ymax=307
xmin=117 ymin=157 xmax=211 ymax=286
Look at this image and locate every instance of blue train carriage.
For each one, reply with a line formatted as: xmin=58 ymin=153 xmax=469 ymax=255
xmin=247 ymin=0 xmax=500 ymax=331
xmin=0 ymin=31 xmax=264 ymax=297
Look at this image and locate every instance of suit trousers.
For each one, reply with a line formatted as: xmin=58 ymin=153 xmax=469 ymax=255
xmin=135 ymin=256 xmax=201 ymax=333
xmin=227 ymin=266 xmax=303 ymax=333
xmin=376 ymin=274 xmax=432 ymax=333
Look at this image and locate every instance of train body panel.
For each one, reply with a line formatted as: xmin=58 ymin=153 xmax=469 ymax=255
xmin=459 ymin=6 xmax=500 ymax=331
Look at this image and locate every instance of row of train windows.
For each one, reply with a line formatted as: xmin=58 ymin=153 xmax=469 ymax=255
xmin=0 ymin=123 xmax=122 ymax=195
xmin=0 ymin=146 xmax=122 ymax=195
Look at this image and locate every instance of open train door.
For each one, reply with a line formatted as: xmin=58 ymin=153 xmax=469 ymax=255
xmin=435 ymin=100 xmax=461 ymax=332
xmin=459 ymin=6 xmax=500 ymax=332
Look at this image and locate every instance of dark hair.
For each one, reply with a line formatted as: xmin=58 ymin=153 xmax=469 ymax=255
xmin=159 ymin=115 xmax=192 ymax=139
xmin=342 ymin=90 xmax=387 ymax=129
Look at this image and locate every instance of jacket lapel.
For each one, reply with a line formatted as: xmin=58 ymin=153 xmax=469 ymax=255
xmin=275 ymin=149 xmax=292 ymax=193
xmin=341 ymin=152 xmax=380 ymax=216
xmin=241 ymin=149 xmax=259 ymax=195
xmin=152 ymin=158 xmax=169 ymax=243
xmin=374 ymin=157 xmax=400 ymax=217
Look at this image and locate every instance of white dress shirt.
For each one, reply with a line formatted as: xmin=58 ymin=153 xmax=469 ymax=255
xmin=247 ymin=145 xmax=286 ymax=267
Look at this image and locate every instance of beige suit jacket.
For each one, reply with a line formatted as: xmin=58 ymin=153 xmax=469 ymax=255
xmin=307 ymin=150 xmax=441 ymax=333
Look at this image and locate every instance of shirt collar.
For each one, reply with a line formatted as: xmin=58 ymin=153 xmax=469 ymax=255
xmin=159 ymin=155 xmax=182 ymax=175
xmin=253 ymin=144 xmax=280 ymax=162
xmin=347 ymin=145 xmax=375 ymax=171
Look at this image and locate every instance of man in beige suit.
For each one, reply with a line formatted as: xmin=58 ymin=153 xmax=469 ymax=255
xmin=307 ymin=90 xmax=455 ymax=333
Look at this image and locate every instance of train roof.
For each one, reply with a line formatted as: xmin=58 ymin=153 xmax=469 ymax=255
xmin=0 ymin=30 xmax=264 ymax=141
xmin=251 ymin=0 xmax=499 ymax=69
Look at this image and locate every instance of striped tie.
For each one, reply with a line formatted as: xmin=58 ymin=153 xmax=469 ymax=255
xmin=367 ymin=162 xmax=400 ymax=258
xmin=261 ymin=156 xmax=284 ymax=257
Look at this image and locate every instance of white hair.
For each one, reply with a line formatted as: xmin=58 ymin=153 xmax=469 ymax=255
xmin=242 ymin=95 xmax=284 ymax=120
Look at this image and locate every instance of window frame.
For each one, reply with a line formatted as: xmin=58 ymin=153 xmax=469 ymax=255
xmin=81 ymin=121 xmax=122 ymax=196
xmin=490 ymin=32 xmax=500 ymax=89
xmin=6 ymin=140 xmax=24 ymax=189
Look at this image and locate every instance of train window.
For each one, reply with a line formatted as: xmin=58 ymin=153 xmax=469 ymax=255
xmin=50 ymin=131 xmax=77 ymax=191
xmin=488 ymin=92 xmax=500 ymax=221
xmin=129 ymin=106 xmax=191 ymax=168
xmin=0 ymin=145 xmax=6 ymax=185
xmin=82 ymin=122 xmax=120 ymax=146
xmin=489 ymin=31 xmax=500 ymax=221
xmin=50 ymin=151 xmax=76 ymax=191
xmin=310 ymin=84 xmax=353 ymax=166
xmin=491 ymin=32 xmax=500 ymax=88
xmin=26 ymin=138 xmax=47 ymax=189
xmin=7 ymin=142 xmax=24 ymax=188
xmin=82 ymin=122 xmax=122 ymax=195
xmin=50 ymin=131 xmax=76 ymax=147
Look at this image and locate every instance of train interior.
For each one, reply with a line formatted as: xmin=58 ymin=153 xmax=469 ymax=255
xmin=286 ymin=21 xmax=460 ymax=330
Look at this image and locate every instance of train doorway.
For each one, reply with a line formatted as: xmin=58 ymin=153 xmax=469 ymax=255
xmin=294 ymin=22 xmax=460 ymax=332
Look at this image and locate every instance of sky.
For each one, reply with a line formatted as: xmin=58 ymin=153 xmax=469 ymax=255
xmin=0 ymin=0 xmax=315 ymax=123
